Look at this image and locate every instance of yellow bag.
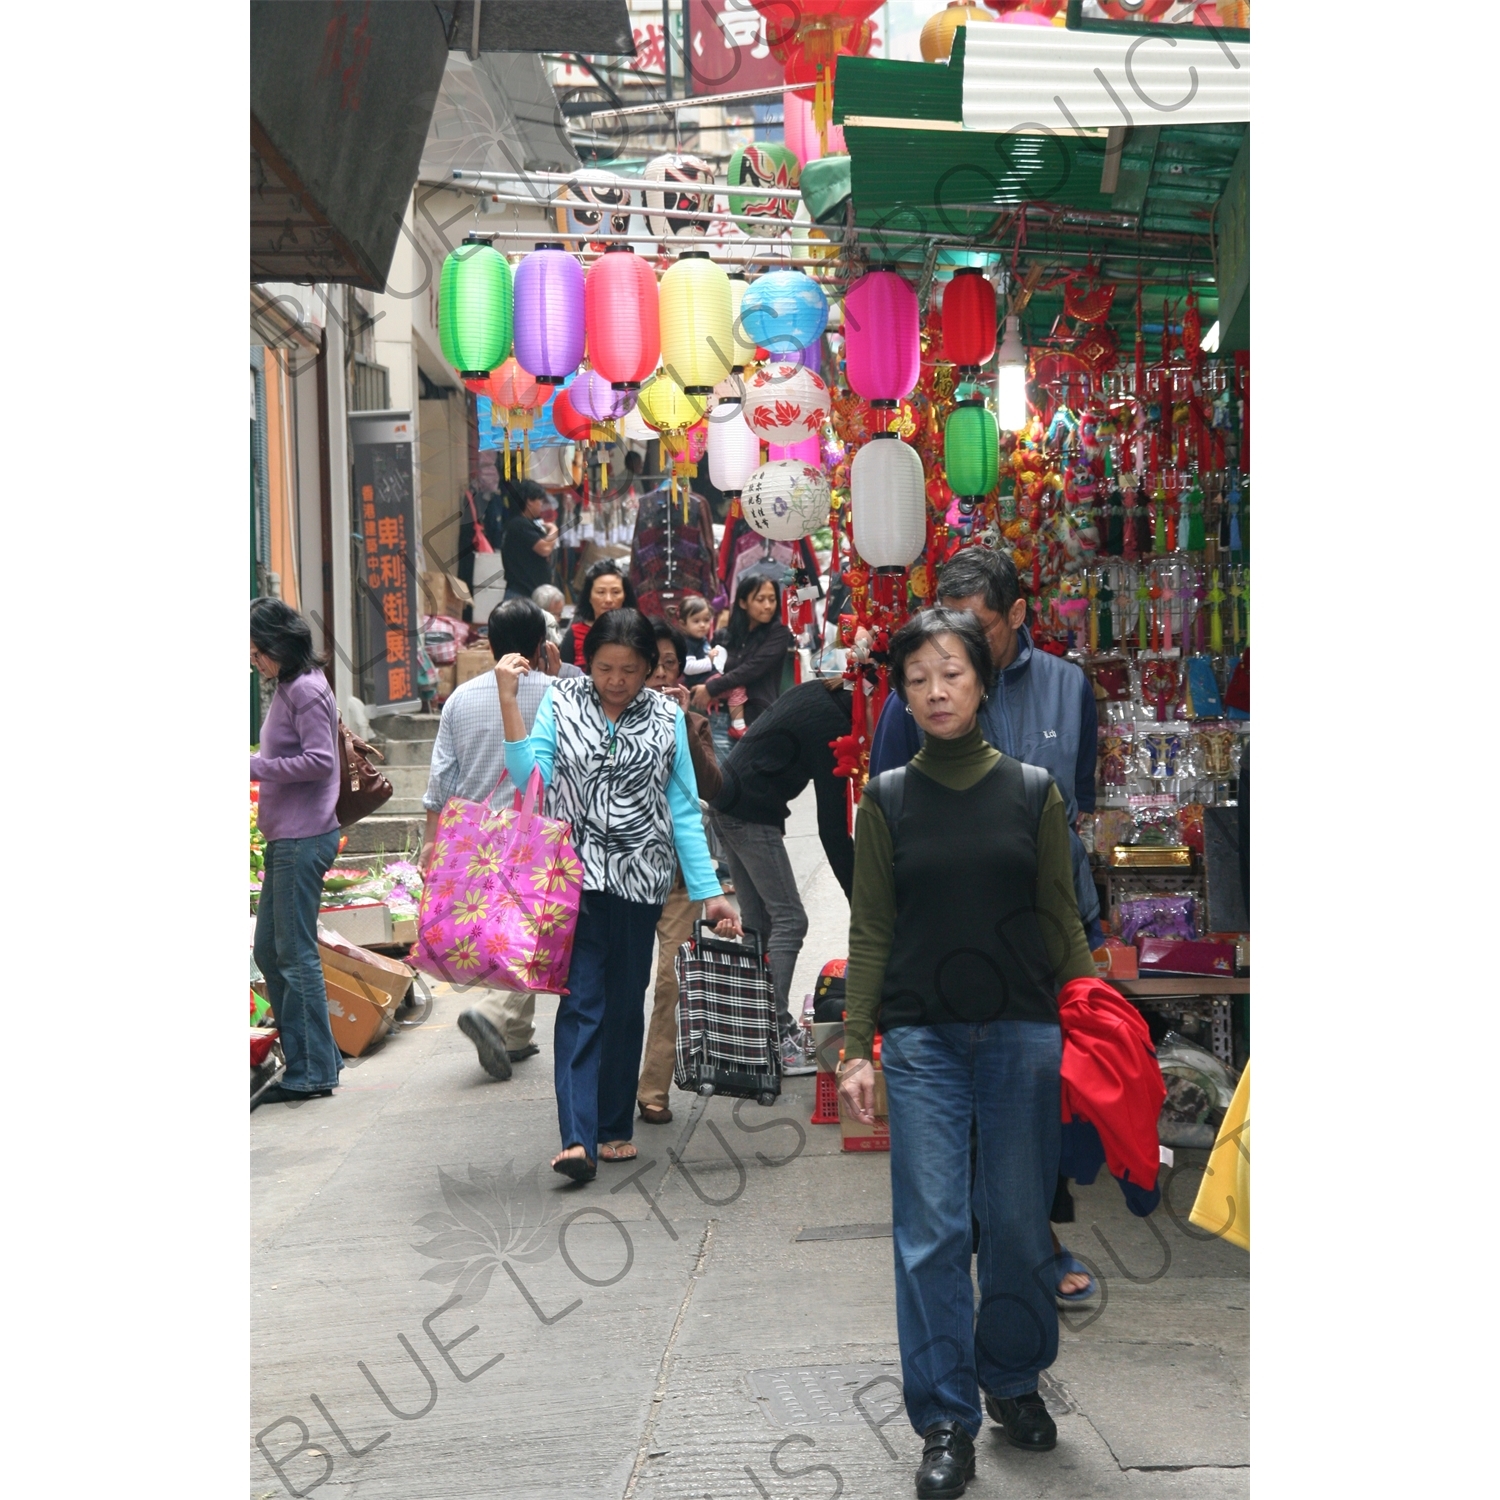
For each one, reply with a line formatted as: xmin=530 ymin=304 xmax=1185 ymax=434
xmin=1189 ymin=1058 xmax=1250 ymax=1251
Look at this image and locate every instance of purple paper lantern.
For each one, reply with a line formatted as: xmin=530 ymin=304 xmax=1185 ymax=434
xmin=513 ymin=243 xmax=586 ymax=385
xmin=573 ymin=368 xmax=636 ymax=422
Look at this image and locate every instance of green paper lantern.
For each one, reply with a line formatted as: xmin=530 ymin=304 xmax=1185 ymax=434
xmin=944 ymin=400 xmax=999 ymax=511
xmin=439 ymin=235 xmax=513 ymax=378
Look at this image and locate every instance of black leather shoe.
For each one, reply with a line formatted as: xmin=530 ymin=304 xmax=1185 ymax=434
xmin=983 ymin=1389 xmax=1057 ymax=1451
xmin=457 ymin=1010 xmax=513 ymax=1080
xmin=915 ymin=1420 xmax=975 ymax=1498
xmin=507 ymin=1043 xmax=540 ymax=1062
xmin=252 ymin=1084 xmax=333 ymax=1110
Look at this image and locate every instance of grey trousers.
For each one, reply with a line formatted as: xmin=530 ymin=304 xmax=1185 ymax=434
xmin=709 ymin=809 xmax=806 ymax=1034
xmin=469 ymin=986 xmax=537 ymax=1050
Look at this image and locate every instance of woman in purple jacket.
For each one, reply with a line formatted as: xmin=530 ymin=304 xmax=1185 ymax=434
xmin=250 ymin=599 xmax=343 ymax=1106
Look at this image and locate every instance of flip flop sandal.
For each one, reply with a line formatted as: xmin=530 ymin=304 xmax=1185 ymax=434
xmin=552 ymin=1150 xmax=597 ymax=1184
xmin=1054 ymin=1247 xmax=1098 ymax=1306
xmin=598 ymin=1141 xmax=638 ymax=1162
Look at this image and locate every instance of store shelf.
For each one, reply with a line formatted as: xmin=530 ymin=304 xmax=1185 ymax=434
xmin=1113 ymin=976 xmax=1250 ymax=997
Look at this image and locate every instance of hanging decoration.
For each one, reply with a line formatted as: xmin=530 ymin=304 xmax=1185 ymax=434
xmin=727 ymin=276 xmax=759 ymax=371
xmin=741 ymin=362 xmax=831 ymax=443
xmin=474 ymin=357 xmax=546 ymax=480
xmin=920 ymin=3 xmax=996 ymax=62
xmin=726 ymin=143 xmax=802 ymax=237
xmin=557 ymin=170 xmax=635 ymax=252
xmin=659 ymin=252 xmax=734 ymax=395
xmin=742 ymin=460 xmax=831 ymax=542
xmin=438 ymin=233 xmax=513 ymax=379
xmin=845 ymin=268 xmax=920 ymax=411
xmin=643 ymin=154 xmax=716 ymax=246
xmin=941 ymin=268 xmax=998 ymax=374
xmin=754 ymin=0 xmax=883 ymax=155
xmin=851 ymin=432 xmax=925 ymax=571
xmin=638 ymin=373 xmax=708 ymax=520
xmin=550 ymin=385 xmax=592 ymax=445
xmin=944 ymin=400 xmax=999 ymax=513
xmin=512 ymin=243 xmax=585 ymax=386
xmin=585 ymin=246 xmax=660 ymax=392
xmin=707 ymin=399 xmax=761 ymax=497
xmin=739 ymin=270 xmax=829 ymax=357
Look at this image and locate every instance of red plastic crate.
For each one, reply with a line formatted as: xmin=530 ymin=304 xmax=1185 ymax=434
xmin=810 ymin=1069 xmax=840 ymax=1125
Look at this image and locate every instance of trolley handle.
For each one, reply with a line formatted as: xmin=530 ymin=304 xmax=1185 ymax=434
xmin=692 ymin=919 xmax=763 ymax=958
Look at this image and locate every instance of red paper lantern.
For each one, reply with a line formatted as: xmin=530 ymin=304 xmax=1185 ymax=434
xmin=941 ymin=268 xmax=997 ymax=372
xmin=551 ymin=385 xmax=592 ymax=443
xmin=585 ymin=246 xmax=660 ymax=391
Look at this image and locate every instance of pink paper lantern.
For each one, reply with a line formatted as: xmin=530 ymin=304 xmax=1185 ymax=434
xmin=513 ymin=243 xmax=585 ymax=385
xmin=783 ymin=90 xmax=847 ymax=166
xmin=768 ymin=435 xmax=821 ymax=464
xmin=844 ymin=268 xmax=919 ymax=407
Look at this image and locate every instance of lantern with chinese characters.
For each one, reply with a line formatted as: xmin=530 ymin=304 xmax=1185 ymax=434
xmin=728 ymin=276 xmax=758 ymax=370
xmin=513 ymin=243 xmax=585 ymax=385
xmin=742 ymin=460 xmax=831 ymax=542
xmin=708 ymin=399 xmax=761 ymax=496
xmin=741 ymin=362 xmax=831 ymax=443
xmin=550 ymin=385 xmax=592 ymax=444
xmin=643 ymin=153 xmax=715 ymax=245
xmin=740 ymin=271 xmax=829 ymax=357
xmin=940 ymin=267 xmax=997 ymax=374
xmin=660 ymin=252 xmax=733 ymax=394
xmin=845 ymin=269 xmax=919 ymax=410
xmin=921 ymin=2 xmax=996 ymax=62
xmin=438 ymin=233 xmax=513 ymax=378
xmin=726 ymin=142 xmax=801 ymax=238
xmin=944 ymin=399 xmax=999 ymax=513
xmin=585 ymin=246 xmax=660 ymax=391
xmin=852 ymin=432 xmax=925 ymax=569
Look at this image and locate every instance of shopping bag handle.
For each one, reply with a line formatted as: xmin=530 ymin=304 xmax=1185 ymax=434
xmin=692 ymin=919 xmax=763 ymax=957
xmin=512 ymin=766 xmax=545 ymax=820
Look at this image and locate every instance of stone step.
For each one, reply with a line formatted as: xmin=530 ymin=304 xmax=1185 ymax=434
xmin=382 ymin=795 xmax=428 ymax=817
xmin=379 ymin=737 xmax=438 ymax=767
xmin=381 ymin=765 xmax=432 ymax=800
xmin=339 ymin=812 xmax=425 ymax=859
xmin=376 ymin=713 xmax=443 ymax=741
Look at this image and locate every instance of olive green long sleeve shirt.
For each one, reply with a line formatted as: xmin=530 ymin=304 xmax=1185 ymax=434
xmin=843 ymin=724 xmax=1096 ymax=1062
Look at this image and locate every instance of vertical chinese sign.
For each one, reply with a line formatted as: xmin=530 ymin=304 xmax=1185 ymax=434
xmin=685 ymin=0 xmax=784 ymax=95
xmin=351 ymin=412 xmax=420 ymax=713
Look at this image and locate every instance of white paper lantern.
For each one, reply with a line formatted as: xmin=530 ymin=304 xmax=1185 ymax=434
xmin=708 ymin=401 xmax=761 ymax=495
xmin=742 ymin=460 xmax=830 ymax=542
xmin=852 ymin=433 xmax=926 ymax=569
xmin=621 ymin=403 xmax=655 ymax=443
xmin=740 ymin=362 xmax=830 ymax=443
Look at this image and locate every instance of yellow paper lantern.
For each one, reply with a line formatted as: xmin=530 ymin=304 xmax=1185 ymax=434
xmin=660 ymin=252 xmax=733 ymax=394
xmin=919 ymin=3 xmax=995 ymax=64
xmin=637 ymin=372 xmax=707 ymax=434
xmin=728 ymin=275 xmax=759 ymax=371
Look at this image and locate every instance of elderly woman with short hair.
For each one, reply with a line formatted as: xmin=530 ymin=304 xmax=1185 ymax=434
xmin=839 ymin=607 xmax=1095 ymax=1498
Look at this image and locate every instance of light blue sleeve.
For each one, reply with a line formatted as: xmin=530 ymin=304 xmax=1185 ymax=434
xmin=666 ymin=707 xmax=722 ymax=902
xmin=506 ymin=686 xmax=556 ymax=791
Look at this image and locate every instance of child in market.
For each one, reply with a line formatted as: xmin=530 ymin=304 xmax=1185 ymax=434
xmin=679 ymin=595 xmax=724 ymax=684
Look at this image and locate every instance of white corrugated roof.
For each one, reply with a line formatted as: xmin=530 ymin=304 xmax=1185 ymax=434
xmin=960 ymin=23 xmax=1249 ymax=135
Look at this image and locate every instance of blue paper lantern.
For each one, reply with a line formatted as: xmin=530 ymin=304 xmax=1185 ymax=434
xmin=739 ymin=271 xmax=828 ymax=358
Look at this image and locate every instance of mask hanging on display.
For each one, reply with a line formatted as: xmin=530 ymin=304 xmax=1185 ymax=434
xmin=643 ymin=154 xmax=715 ymax=246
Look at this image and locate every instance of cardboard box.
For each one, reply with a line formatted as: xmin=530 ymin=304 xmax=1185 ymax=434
xmin=455 ymin=645 xmax=497 ymax=687
xmin=317 ymin=926 xmax=415 ymax=1007
xmin=1092 ymin=939 xmax=1139 ymax=980
xmin=323 ymin=968 xmax=396 ymax=1057
xmin=812 ymin=1021 xmax=845 ymax=1075
xmin=419 ymin=570 xmax=473 ymax=620
xmin=840 ymin=1066 xmax=890 ymax=1152
xmin=391 ymin=914 xmax=418 ymax=945
xmin=1137 ymin=937 xmax=1237 ymax=978
xmin=435 ymin=663 xmax=457 ymax=702
xmin=319 ymin=902 xmax=393 ymax=948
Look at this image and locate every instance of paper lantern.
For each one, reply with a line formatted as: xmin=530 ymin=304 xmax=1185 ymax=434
xmin=783 ymin=89 xmax=846 ymax=164
xmin=941 ymin=268 xmax=998 ymax=372
xmin=643 ymin=153 xmax=715 ymax=244
xmin=438 ymin=234 xmax=513 ymax=378
xmin=726 ymin=142 xmax=801 ymax=238
xmin=790 ymin=340 xmax=823 ymax=374
xmin=512 ymin=243 xmax=585 ymax=385
xmin=622 ymin=404 xmax=654 ymax=444
xmin=573 ymin=369 xmax=635 ymax=422
xmin=844 ymin=269 xmax=919 ymax=407
xmin=742 ymin=460 xmax=831 ymax=542
xmin=740 ymin=271 xmax=829 ymax=357
xmin=728 ymin=277 xmax=758 ymax=370
xmin=467 ymin=356 xmax=544 ymax=413
xmin=585 ymin=247 xmax=660 ymax=391
xmin=768 ymin=435 xmax=821 ymax=464
xmin=637 ymin=372 xmax=707 ymax=433
xmin=660 ymin=252 xmax=733 ymax=394
xmin=562 ymin=169 xmax=634 ymax=250
xmin=921 ymin=3 xmax=996 ymax=62
xmin=852 ymin=432 xmax=925 ymax=569
xmin=945 ymin=400 xmax=999 ymax=511
xmin=708 ymin=401 xmax=761 ymax=495
xmin=741 ymin=362 xmax=831 ymax=442
xmin=551 ymin=385 xmax=592 ymax=443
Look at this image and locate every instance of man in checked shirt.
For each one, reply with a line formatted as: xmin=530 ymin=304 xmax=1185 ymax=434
xmin=420 ymin=598 xmax=582 ymax=1081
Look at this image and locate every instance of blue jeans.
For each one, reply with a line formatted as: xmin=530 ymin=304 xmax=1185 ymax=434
xmin=254 ymin=829 xmax=343 ymax=1093
xmin=554 ymin=890 xmax=662 ymax=1157
xmin=883 ymin=1020 xmax=1063 ymax=1438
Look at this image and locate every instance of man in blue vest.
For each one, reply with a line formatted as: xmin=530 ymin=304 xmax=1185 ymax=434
xmin=869 ymin=546 xmax=1103 ymax=949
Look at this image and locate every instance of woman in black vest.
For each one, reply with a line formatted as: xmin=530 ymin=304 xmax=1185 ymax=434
xmin=839 ymin=608 xmax=1095 ymax=1499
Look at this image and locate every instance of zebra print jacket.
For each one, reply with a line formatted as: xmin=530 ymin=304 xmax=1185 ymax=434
xmin=503 ymin=677 xmax=721 ymax=905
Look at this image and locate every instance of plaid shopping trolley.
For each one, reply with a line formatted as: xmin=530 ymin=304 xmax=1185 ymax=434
xmin=673 ymin=922 xmax=780 ymax=1105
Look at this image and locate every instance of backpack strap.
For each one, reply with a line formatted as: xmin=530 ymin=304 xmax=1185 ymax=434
xmin=1019 ymin=761 xmax=1054 ymax=833
xmin=862 ymin=767 xmax=907 ymax=833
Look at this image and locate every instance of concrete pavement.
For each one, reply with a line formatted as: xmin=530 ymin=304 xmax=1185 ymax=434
xmin=252 ymin=785 xmax=1248 ymax=1499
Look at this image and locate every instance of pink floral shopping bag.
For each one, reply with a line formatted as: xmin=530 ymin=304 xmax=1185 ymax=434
xmin=413 ymin=769 xmax=583 ymax=993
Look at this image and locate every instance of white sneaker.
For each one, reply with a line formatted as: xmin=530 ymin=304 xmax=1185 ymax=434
xmin=779 ymin=1029 xmax=816 ymax=1076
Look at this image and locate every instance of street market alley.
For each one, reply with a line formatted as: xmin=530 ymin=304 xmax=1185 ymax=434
xmin=252 ymin=787 xmax=1249 ymax=1500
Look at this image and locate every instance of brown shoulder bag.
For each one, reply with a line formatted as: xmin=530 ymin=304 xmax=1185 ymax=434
xmin=335 ymin=718 xmax=393 ymax=827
